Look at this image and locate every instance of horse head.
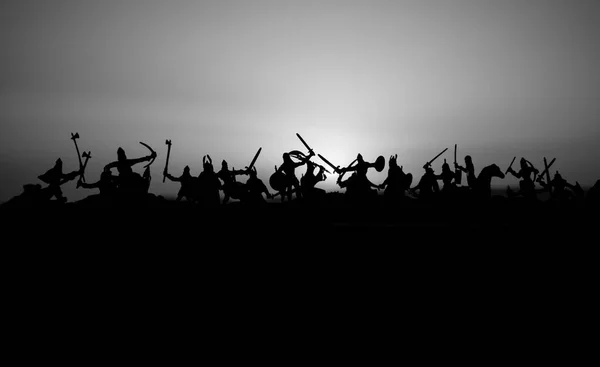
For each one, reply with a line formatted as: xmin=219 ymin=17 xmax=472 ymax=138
xmin=488 ymin=164 xmax=505 ymax=179
xmin=474 ymin=164 xmax=505 ymax=198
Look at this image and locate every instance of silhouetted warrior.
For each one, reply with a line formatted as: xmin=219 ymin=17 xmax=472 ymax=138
xmin=217 ymin=160 xmax=248 ymax=204
xmin=538 ymin=171 xmax=577 ymax=203
xmin=198 ymin=155 xmax=222 ymax=207
xmin=77 ymin=166 xmax=117 ymax=198
xmin=104 ymin=147 xmax=156 ymax=197
xmin=5 ymin=159 xmax=80 ymax=208
xmin=164 ymin=165 xmax=197 ymax=203
xmin=506 ymin=158 xmax=538 ymax=200
xmin=300 ymin=159 xmax=327 ymax=202
xmin=37 ymin=158 xmax=81 ymax=203
xmin=411 ymin=166 xmax=439 ymax=200
xmin=243 ymin=166 xmax=273 ymax=205
xmin=379 ymin=154 xmax=413 ymax=202
xmin=437 ymin=159 xmax=456 ymax=193
xmin=455 ymin=155 xmax=476 ymax=189
xmin=276 ymin=151 xmax=315 ymax=202
xmin=337 ymin=153 xmax=381 ymax=202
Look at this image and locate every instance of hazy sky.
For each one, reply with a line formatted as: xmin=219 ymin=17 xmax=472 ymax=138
xmin=1 ymin=0 xmax=599 ymax=203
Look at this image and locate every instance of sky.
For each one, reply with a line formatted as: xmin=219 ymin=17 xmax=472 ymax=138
xmin=1 ymin=0 xmax=600 ymax=203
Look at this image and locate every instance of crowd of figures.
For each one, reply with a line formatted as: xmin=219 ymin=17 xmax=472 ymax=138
xmin=2 ymin=133 xmax=600 ymax=211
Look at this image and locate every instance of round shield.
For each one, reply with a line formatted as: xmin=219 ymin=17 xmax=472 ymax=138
xmin=374 ymin=155 xmax=385 ymax=172
xmin=269 ymin=171 xmax=286 ymax=192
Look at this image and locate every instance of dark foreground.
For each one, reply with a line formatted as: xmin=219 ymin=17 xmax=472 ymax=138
xmin=2 ymin=194 xmax=597 ymax=340
xmin=2 ymin=194 xmax=597 ymax=286
xmin=2 ymin=193 xmax=598 ymax=242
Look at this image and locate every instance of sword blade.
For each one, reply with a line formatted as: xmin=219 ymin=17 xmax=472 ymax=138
xmin=539 ymin=158 xmax=556 ymax=178
xmin=454 ymin=144 xmax=457 ymax=164
xmin=428 ymin=148 xmax=448 ymax=166
xmin=248 ymin=147 xmax=262 ymax=169
xmin=296 ymin=133 xmax=313 ymax=152
xmin=318 ymin=154 xmax=339 ymax=172
xmin=506 ymin=156 xmax=516 ymax=174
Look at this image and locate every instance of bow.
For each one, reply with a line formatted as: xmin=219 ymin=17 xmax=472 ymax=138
xmin=140 ymin=142 xmax=156 ymax=168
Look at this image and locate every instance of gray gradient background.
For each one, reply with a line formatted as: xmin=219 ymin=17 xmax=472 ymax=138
xmin=1 ymin=0 xmax=599 ymax=203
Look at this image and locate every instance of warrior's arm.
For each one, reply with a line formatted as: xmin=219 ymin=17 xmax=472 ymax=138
xmin=60 ymin=169 xmax=82 ymax=185
xmin=507 ymin=168 xmax=521 ymax=179
xmin=340 ymin=165 xmax=358 ymax=173
xmin=455 ymin=164 xmax=466 ymax=173
xmin=164 ymin=172 xmax=181 ymax=182
xmin=126 ymin=155 xmax=154 ymax=167
xmin=232 ymin=169 xmax=248 ymax=176
xmin=104 ymin=161 xmax=118 ymax=170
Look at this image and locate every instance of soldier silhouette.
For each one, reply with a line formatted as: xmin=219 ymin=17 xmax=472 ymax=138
xmin=337 ymin=153 xmax=382 ymax=203
xmin=217 ymin=160 xmax=248 ymax=204
xmin=411 ymin=165 xmax=439 ymax=200
xmin=197 ymin=155 xmax=222 ymax=207
xmin=77 ymin=166 xmax=118 ymax=199
xmin=437 ymin=159 xmax=456 ymax=194
xmin=538 ymin=171 xmax=577 ymax=203
xmin=242 ymin=166 xmax=273 ymax=205
xmin=455 ymin=155 xmax=476 ymax=189
xmin=37 ymin=158 xmax=81 ymax=203
xmin=506 ymin=158 xmax=539 ymax=200
xmin=275 ymin=150 xmax=314 ymax=202
xmin=300 ymin=159 xmax=327 ymax=202
xmin=164 ymin=165 xmax=197 ymax=203
xmin=104 ymin=146 xmax=155 ymax=197
xmin=379 ymin=154 xmax=413 ymax=202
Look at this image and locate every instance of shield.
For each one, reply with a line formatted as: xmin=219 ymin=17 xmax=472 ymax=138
xmin=269 ymin=171 xmax=287 ymax=192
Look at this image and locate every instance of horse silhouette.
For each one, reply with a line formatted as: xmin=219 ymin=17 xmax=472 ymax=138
xmin=471 ymin=163 xmax=505 ymax=199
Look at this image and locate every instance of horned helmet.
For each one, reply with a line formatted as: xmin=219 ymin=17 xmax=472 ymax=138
xmin=203 ymin=155 xmax=214 ymax=173
xmin=389 ymin=154 xmax=398 ymax=168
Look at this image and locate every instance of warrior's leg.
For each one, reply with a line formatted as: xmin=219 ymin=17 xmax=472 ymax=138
xmin=294 ymin=183 xmax=302 ymax=199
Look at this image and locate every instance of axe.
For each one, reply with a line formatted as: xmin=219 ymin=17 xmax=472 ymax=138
xmin=164 ymin=139 xmax=172 ymax=183
xmin=70 ymin=132 xmax=83 ymax=171
xmin=79 ymin=151 xmax=91 ymax=183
